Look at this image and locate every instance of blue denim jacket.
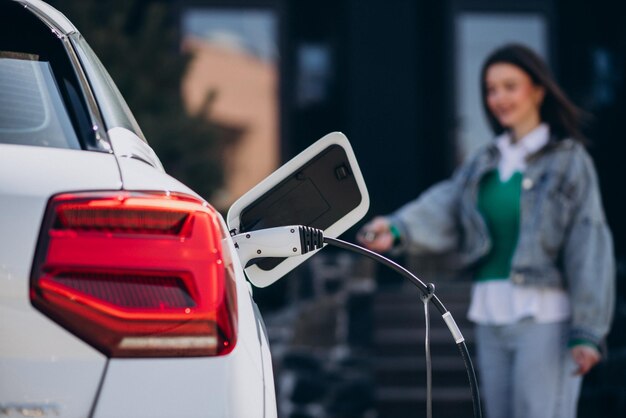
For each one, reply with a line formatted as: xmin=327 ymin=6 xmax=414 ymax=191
xmin=388 ymin=138 xmax=615 ymax=347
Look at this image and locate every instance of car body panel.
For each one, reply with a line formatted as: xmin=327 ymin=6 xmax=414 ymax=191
xmin=0 ymin=145 xmax=121 ymax=417
xmin=85 ymin=125 xmax=275 ymax=416
xmin=93 ymin=328 xmax=270 ymax=418
xmin=108 ymin=127 xmax=164 ymax=172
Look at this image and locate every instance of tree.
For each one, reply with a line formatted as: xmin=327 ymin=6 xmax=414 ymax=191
xmin=53 ymin=0 xmax=222 ymax=201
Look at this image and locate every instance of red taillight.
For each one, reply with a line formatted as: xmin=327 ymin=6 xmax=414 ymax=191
xmin=30 ymin=192 xmax=237 ymax=357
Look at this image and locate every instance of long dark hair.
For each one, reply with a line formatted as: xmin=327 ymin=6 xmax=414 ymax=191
xmin=480 ymin=43 xmax=584 ymax=141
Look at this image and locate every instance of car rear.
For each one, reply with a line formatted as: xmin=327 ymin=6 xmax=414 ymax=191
xmin=0 ymin=1 xmax=275 ymax=417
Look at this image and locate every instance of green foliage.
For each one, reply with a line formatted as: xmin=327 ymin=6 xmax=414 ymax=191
xmin=53 ymin=0 xmax=222 ymax=200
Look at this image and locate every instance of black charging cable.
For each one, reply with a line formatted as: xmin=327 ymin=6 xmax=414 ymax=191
xmin=233 ymin=225 xmax=482 ymax=417
xmin=322 ymin=236 xmax=482 ymax=418
xmin=422 ymin=282 xmax=435 ymax=418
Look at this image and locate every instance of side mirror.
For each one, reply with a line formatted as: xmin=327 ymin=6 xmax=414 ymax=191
xmin=227 ymin=132 xmax=369 ymax=287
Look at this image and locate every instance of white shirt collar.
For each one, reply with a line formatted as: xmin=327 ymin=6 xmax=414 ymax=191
xmin=494 ymin=123 xmax=549 ymax=181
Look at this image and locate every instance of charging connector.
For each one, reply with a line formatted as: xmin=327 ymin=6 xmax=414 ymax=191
xmin=231 ymin=225 xmax=324 ymax=266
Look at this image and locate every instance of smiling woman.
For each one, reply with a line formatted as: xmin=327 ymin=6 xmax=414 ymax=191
xmin=484 ymin=63 xmax=545 ymax=141
xmin=480 ymin=44 xmax=585 ymax=145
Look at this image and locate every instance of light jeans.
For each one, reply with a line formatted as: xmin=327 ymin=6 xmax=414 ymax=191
xmin=475 ymin=320 xmax=582 ymax=418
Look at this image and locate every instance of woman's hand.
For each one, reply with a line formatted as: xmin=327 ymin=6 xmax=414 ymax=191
xmin=571 ymin=345 xmax=601 ymax=376
xmin=357 ymin=216 xmax=395 ymax=253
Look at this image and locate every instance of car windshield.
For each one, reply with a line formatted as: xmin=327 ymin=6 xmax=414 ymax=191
xmin=0 ymin=53 xmax=81 ymax=149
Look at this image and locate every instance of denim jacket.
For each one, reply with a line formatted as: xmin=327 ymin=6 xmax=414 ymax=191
xmin=388 ymin=138 xmax=615 ymax=347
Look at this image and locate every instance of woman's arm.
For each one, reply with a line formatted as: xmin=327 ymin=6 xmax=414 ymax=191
xmin=359 ymin=158 xmax=475 ymax=255
xmin=562 ymin=145 xmax=616 ymax=366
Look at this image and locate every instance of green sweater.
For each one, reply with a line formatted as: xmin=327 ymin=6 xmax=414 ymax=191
xmin=475 ymin=171 xmax=522 ymax=281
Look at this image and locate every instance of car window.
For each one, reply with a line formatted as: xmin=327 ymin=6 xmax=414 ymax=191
xmin=71 ymin=35 xmax=146 ymax=142
xmin=0 ymin=53 xmax=81 ymax=150
xmin=0 ymin=1 xmax=104 ymax=151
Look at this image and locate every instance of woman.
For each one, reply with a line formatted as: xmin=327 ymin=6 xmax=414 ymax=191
xmin=358 ymin=44 xmax=615 ymax=418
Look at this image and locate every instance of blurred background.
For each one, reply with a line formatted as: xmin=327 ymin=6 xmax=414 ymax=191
xmin=51 ymin=0 xmax=626 ymax=416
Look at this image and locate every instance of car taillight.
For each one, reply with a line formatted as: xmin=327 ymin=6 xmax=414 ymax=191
xmin=30 ymin=191 xmax=237 ymax=358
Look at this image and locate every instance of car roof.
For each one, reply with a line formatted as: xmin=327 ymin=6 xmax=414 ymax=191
xmin=13 ymin=0 xmax=77 ymax=36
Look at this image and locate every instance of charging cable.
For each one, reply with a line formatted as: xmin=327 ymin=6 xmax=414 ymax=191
xmin=322 ymin=236 xmax=482 ymax=418
xmin=232 ymin=226 xmax=482 ymax=418
xmin=422 ymin=282 xmax=435 ymax=418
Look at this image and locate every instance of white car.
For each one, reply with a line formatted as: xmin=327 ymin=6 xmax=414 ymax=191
xmin=0 ymin=1 xmax=369 ymax=417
